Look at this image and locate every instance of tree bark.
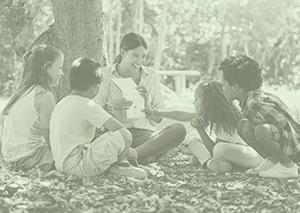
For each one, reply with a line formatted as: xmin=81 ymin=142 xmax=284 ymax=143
xmin=133 ymin=0 xmax=144 ymax=34
xmin=219 ymin=0 xmax=227 ymax=60
xmin=115 ymin=3 xmax=122 ymax=58
xmin=31 ymin=0 xmax=107 ymax=100
xmin=108 ymin=0 xmax=114 ymax=64
xmin=153 ymin=0 xmax=169 ymax=70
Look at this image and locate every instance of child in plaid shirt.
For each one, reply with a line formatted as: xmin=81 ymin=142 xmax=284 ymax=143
xmin=220 ymin=53 xmax=300 ymax=178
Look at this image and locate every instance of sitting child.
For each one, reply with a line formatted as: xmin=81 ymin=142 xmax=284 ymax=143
xmin=1 ymin=45 xmax=63 ymax=171
xmin=145 ymin=81 xmax=262 ymax=173
xmin=220 ymin=53 xmax=300 ymax=178
xmin=50 ymin=57 xmax=146 ymax=178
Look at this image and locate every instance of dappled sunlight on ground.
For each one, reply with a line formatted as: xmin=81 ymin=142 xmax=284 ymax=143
xmin=0 ymin=88 xmax=300 ymax=213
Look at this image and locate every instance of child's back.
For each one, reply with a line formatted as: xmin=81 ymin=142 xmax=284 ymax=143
xmin=50 ymin=95 xmax=111 ymax=172
xmin=3 ymin=86 xmax=54 ymax=162
xmin=50 ymin=57 xmax=146 ymax=178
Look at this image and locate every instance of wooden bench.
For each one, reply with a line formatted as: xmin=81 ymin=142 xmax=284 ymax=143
xmin=158 ymin=70 xmax=200 ymax=94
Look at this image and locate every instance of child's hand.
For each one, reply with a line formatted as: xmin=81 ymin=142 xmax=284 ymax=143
xmin=144 ymin=107 xmax=156 ymax=118
xmin=190 ymin=117 xmax=205 ymax=129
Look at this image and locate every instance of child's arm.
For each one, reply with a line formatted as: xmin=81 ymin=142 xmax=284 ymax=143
xmin=145 ymin=108 xmax=196 ymax=122
xmin=190 ymin=117 xmax=214 ymax=154
xmin=35 ymin=90 xmax=56 ymax=147
xmin=103 ymin=117 xmax=127 ymax=132
xmin=42 ymin=128 xmax=51 ymax=146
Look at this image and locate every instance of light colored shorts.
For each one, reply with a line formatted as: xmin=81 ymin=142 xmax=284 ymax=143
xmin=62 ymin=130 xmax=126 ymax=178
xmin=7 ymin=144 xmax=54 ymax=172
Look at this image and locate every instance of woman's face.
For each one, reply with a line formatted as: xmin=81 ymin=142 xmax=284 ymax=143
xmin=46 ymin=56 xmax=64 ymax=86
xmin=121 ymin=45 xmax=147 ymax=72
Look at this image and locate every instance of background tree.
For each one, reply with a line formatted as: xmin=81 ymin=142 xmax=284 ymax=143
xmin=30 ymin=0 xmax=107 ymax=99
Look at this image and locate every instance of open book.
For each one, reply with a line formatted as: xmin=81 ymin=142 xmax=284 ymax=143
xmin=110 ymin=78 xmax=145 ymax=119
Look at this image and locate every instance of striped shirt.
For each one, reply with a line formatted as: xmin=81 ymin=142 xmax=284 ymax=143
xmin=240 ymin=89 xmax=300 ymax=155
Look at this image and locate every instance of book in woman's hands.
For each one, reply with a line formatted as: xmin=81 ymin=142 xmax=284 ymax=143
xmin=110 ymin=78 xmax=145 ymax=119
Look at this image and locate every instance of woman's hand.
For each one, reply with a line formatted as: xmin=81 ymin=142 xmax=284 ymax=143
xmin=110 ymin=98 xmax=133 ymax=110
xmin=136 ymin=86 xmax=148 ymax=99
xmin=104 ymin=102 xmax=115 ymax=115
xmin=136 ymin=86 xmax=151 ymax=108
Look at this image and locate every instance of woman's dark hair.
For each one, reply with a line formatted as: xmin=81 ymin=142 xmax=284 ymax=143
xmin=69 ymin=57 xmax=103 ymax=92
xmin=195 ymin=80 xmax=242 ymax=135
xmin=113 ymin=32 xmax=148 ymax=64
xmin=219 ymin=53 xmax=263 ymax=91
xmin=2 ymin=44 xmax=63 ymax=115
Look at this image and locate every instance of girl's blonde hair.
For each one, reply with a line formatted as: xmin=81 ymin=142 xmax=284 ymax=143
xmin=195 ymin=80 xmax=242 ymax=135
xmin=2 ymin=44 xmax=63 ymax=115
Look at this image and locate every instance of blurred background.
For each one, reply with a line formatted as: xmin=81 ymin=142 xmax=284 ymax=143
xmin=1 ymin=0 xmax=300 ymax=111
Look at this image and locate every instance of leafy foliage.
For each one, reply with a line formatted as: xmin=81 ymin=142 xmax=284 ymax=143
xmin=0 ymin=0 xmax=32 ymax=96
xmin=103 ymin=0 xmax=300 ymax=91
xmin=1 ymin=0 xmax=300 ymax=95
xmin=0 ymin=0 xmax=51 ymax=96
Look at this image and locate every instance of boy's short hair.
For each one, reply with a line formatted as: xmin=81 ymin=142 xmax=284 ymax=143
xmin=70 ymin=57 xmax=103 ymax=91
xmin=219 ymin=54 xmax=263 ymax=91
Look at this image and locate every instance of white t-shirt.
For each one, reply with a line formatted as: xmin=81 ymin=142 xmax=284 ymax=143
xmin=50 ymin=95 xmax=111 ymax=171
xmin=2 ymin=86 xmax=55 ymax=162
xmin=214 ymin=128 xmax=246 ymax=145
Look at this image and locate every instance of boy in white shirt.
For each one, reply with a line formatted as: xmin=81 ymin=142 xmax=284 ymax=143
xmin=50 ymin=57 xmax=146 ymax=178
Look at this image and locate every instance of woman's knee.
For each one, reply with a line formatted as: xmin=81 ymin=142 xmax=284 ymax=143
xmin=169 ymin=123 xmax=187 ymax=140
xmin=254 ymin=123 xmax=273 ymax=142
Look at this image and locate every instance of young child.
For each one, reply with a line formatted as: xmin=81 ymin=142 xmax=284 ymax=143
xmin=220 ymin=53 xmax=300 ymax=178
xmin=1 ymin=44 xmax=63 ymax=171
xmin=145 ymin=81 xmax=262 ymax=173
xmin=50 ymin=57 xmax=146 ymax=178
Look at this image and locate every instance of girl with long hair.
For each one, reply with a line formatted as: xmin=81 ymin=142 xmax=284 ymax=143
xmin=1 ymin=44 xmax=64 ymax=171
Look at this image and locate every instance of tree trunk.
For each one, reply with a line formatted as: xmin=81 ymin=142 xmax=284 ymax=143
xmin=108 ymin=0 xmax=114 ymax=64
xmin=115 ymin=3 xmax=122 ymax=58
xmin=31 ymin=0 xmax=107 ymax=100
xmin=138 ymin=0 xmax=144 ymax=35
xmin=133 ymin=0 xmax=144 ymax=34
xmin=219 ymin=0 xmax=227 ymax=60
xmin=153 ymin=0 xmax=169 ymax=70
